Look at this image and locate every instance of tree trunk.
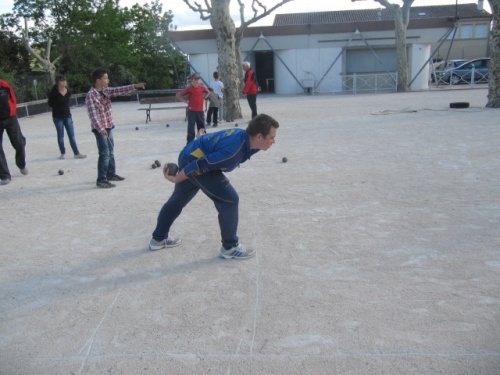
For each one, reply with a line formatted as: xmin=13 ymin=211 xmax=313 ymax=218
xmin=210 ymin=0 xmax=242 ymax=121
xmin=486 ymin=0 xmax=500 ymax=108
xmin=394 ymin=6 xmax=409 ymax=92
xmin=22 ymin=19 xmax=59 ymax=85
xmin=374 ymin=1 xmax=414 ymax=92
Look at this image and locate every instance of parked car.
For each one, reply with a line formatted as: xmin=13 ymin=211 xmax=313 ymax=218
xmin=440 ymin=58 xmax=490 ymax=85
xmin=431 ymin=59 xmax=467 ymax=83
xmin=441 ymin=59 xmax=468 ymax=70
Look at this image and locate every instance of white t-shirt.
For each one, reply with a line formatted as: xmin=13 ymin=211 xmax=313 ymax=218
xmin=209 ymin=80 xmax=224 ymax=98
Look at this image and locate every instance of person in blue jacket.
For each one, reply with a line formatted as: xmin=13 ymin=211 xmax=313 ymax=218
xmin=149 ymin=113 xmax=279 ymax=259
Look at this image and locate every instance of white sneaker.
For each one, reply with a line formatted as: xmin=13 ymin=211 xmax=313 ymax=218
xmin=149 ymin=236 xmax=182 ymax=251
xmin=219 ymin=243 xmax=256 ymax=259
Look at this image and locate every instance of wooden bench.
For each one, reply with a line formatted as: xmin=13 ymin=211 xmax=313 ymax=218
xmin=138 ymin=96 xmax=186 ymax=123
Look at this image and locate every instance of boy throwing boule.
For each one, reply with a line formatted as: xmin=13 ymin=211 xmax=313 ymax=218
xmin=149 ymin=114 xmax=279 ymax=259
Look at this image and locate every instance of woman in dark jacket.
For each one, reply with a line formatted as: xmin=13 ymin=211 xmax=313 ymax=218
xmin=48 ymin=75 xmax=86 ymax=159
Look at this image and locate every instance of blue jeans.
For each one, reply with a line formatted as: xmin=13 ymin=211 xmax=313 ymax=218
xmin=93 ymin=129 xmax=116 ymax=183
xmin=53 ymin=115 xmax=80 ymax=155
xmin=152 ymin=153 xmax=239 ymax=250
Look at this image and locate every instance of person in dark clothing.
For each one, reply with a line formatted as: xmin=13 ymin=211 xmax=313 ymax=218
xmin=149 ymin=114 xmax=279 ymax=260
xmin=205 ymin=87 xmax=220 ymax=127
xmin=47 ymin=75 xmax=86 ymax=159
xmin=0 ymin=80 xmax=28 ymax=186
xmin=176 ymin=72 xmax=209 ymax=143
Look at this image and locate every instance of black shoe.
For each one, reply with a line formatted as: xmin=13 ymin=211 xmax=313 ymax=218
xmin=96 ymin=181 xmax=116 ymax=188
xmin=212 ymin=124 xmax=218 ymax=127
xmin=108 ymin=174 xmax=125 ymax=181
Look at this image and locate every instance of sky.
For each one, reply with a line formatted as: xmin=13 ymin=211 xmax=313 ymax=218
xmin=0 ymin=0 xmax=491 ymax=30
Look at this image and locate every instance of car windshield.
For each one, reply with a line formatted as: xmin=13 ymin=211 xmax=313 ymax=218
xmin=443 ymin=60 xmax=467 ymax=70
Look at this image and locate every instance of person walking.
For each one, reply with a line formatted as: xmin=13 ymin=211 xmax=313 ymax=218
xmin=0 ymin=80 xmax=28 ymax=186
xmin=176 ymin=72 xmax=209 ymax=143
xmin=209 ymin=71 xmax=224 ymax=120
xmin=86 ymin=68 xmax=145 ymax=188
xmin=205 ymin=87 xmax=220 ymax=127
xmin=242 ymin=61 xmax=258 ymax=119
xmin=148 ymin=113 xmax=279 ymax=259
xmin=48 ymin=75 xmax=86 ymax=160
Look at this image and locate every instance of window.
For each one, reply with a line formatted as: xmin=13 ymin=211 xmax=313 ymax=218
xmin=461 ymin=24 xmax=473 ymax=38
xmin=447 ymin=27 xmax=459 ymax=40
xmin=475 ymin=24 xmax=488 ymax=38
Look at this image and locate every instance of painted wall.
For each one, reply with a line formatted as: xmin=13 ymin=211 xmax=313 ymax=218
xmin=410 ymin=43 xmax=431 ymax=90
xmin=188 ymin=53 xmax=219 ymax=86
xmin=274 ymin=47 xmax=343 ymax=94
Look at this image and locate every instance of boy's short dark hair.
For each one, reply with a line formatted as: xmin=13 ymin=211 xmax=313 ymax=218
xmin=246 ymin=114 xmax=279 ymax=138
xmin=213 ymin=71 xmax=219 ymax=79
xmin=55 ymin=75 xmax=66 ymax=84
xmin=91 ymin=68 xmax=107 ymax=85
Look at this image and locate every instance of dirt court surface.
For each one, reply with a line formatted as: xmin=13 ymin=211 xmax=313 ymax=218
xmin=1 ymin=88 xmax=499 ymax=374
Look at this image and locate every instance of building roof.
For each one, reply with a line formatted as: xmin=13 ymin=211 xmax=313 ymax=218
xmin=273 ymin=3 xmax=491 ymax=26
xmin=169 ymin=3 xmax=491 ymax=43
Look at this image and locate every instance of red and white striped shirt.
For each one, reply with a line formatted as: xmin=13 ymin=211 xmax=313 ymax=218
xmin=86 ymin=84 xmax=135 ymax=133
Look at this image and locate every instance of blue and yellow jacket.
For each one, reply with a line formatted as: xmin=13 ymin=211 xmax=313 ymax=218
xmin=182 ymin=128 xmax=259 ymax=176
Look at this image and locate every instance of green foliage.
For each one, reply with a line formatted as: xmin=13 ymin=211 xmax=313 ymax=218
xmin=0 ymin=69 xmax=16 ymax=84
xmin=0 ymin=30 xmax=31 ymax=76
xmin=1 ymin=0 xmax=186 ymax=98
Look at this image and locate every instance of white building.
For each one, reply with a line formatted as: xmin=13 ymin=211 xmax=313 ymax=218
xmin=169 ymin=3 xmax=491 ymax=94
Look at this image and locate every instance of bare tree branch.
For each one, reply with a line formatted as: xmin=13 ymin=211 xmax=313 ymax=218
xmin=182 ymin=0 xmax=212 ymax=21
xmin=237 ymin=0 xmax=246 ymax=24
xmin=22 ymin=17 xmax=60 ymax=84
xmin=251 ymin=0 xmax=266 ymax=18
xmin=374 ymin=0 xmax=396 ymax=10
xmin=240 ymin=0 xmax=293 ymax=29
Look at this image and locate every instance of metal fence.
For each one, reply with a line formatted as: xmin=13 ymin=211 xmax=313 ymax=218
xmin=16 ymin=94 xmax=87 ymax=118
xmin=15 ymin=89 xmax=181 ymax=119
xmin=339 ymin=72 xmax=398 ymax=94
xmin=432 ymin=66 xmax=489 ymax=87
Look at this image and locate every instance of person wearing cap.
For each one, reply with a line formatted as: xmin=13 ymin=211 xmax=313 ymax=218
xmin=176 ymin=73 xmax=210 ymax=143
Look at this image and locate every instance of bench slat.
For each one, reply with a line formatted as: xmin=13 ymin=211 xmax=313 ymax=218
xmin=137 ymin=95 xmax=186 ymax=123
xmin=137 ymin=106 xmax=185 ymax=111
xmin=140 ymin=97 xmax=178 ymax=105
